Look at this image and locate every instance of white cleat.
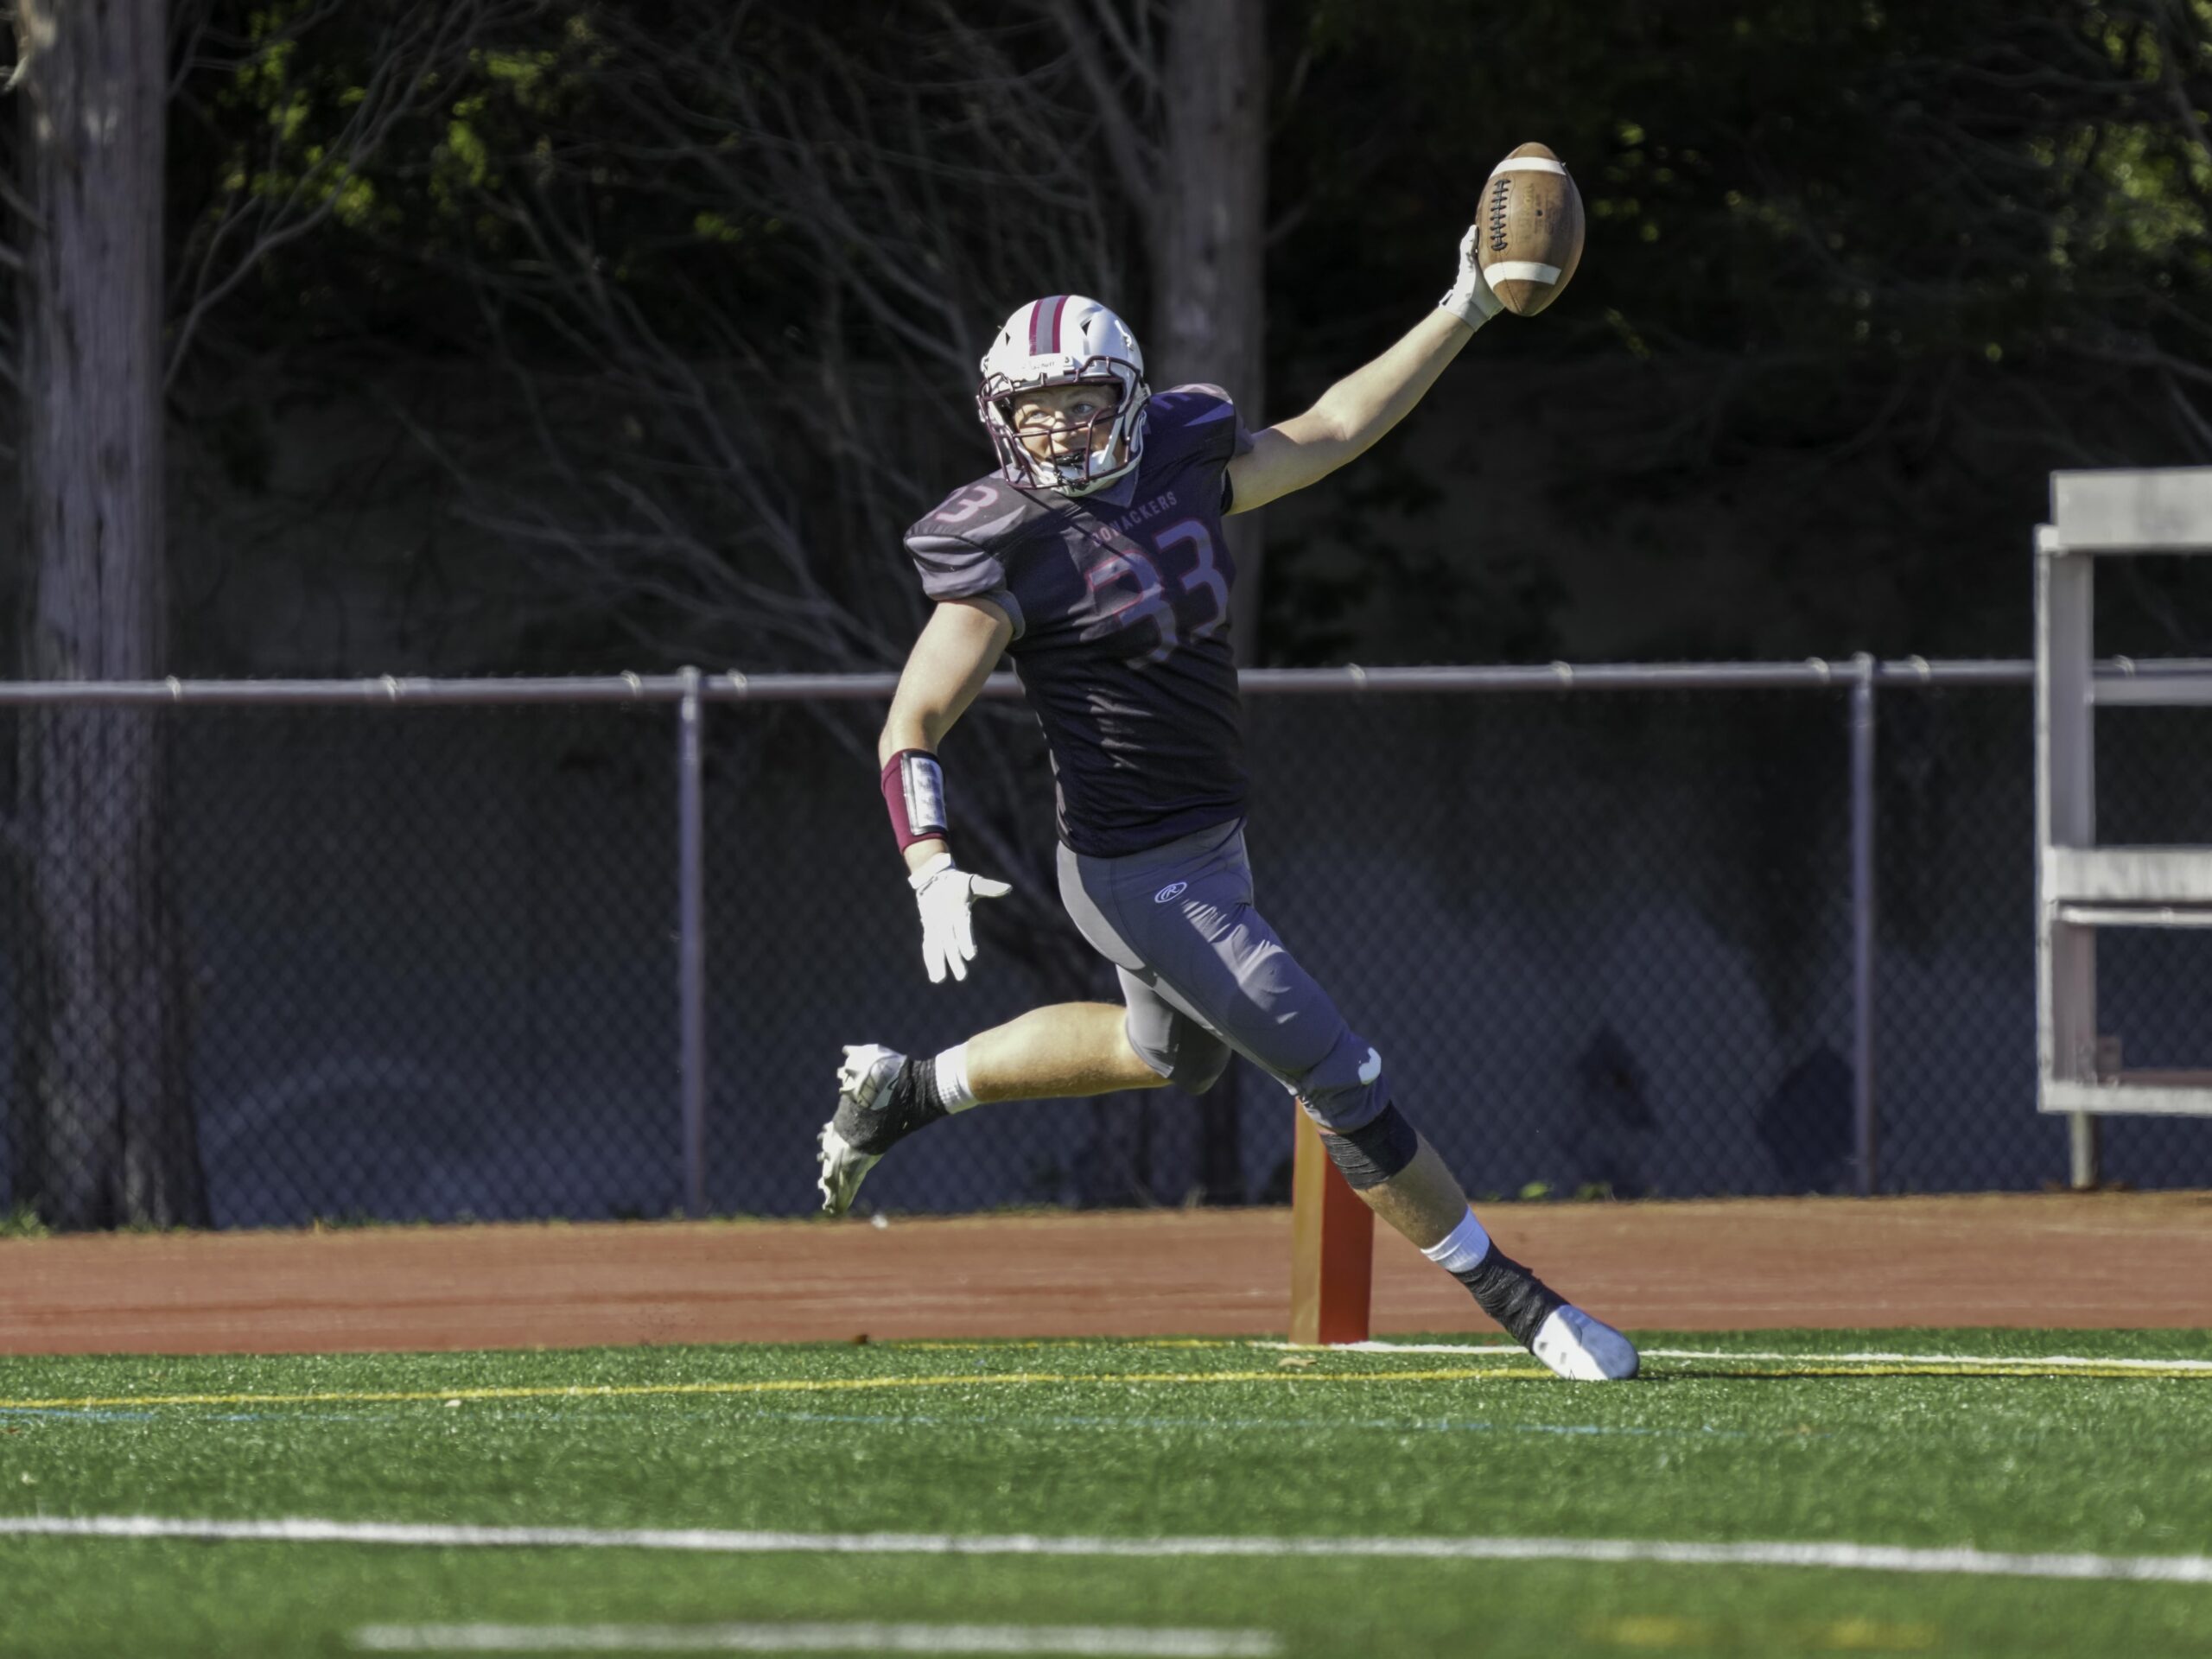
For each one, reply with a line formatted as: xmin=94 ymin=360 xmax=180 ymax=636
xmin=816 ymin=1044 xmax=906 ymax=1217
xmin=1530 ymin=1305 xmax=1641 ymax=1382
xmin=815 ymin=1123 xmax=880 ymax=1218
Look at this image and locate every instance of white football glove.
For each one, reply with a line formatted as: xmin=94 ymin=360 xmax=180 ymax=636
xmin=1440 ymin=226 xmax=1505 ymax=329
xmin=908 ymin=851 xmax=1013 ymax=983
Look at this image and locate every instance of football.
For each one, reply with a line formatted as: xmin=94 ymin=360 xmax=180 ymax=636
xmin=1476 ymin=143 xmax=1586 ymax=316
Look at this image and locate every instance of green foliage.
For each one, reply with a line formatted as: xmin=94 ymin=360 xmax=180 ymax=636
xmin=150 ymin=0 xmax=2212 ymax=665
xmin=1285 ymin=0 xmax=2209 ymax=371
xmin=1261 ymin=448 xmax=1566 ymax=665
xmin=1270 ymin=0 xmax=2212 ymax=653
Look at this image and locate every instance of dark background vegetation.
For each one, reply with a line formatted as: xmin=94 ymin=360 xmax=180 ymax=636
xmin=11 ymin=0 xmax=2211 ymax=677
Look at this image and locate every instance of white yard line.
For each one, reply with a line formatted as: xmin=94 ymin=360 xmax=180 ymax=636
xmin=350 ymin=1621 xmax=1279 ymax=1656
xmin=1259 ymin=1340 xmax=2212 ymax=1374
xmin=1642 ymin=1348 xmax=2212 ymax=1373
xmin=3 ymin=1515 xmax=2209 ymax=1586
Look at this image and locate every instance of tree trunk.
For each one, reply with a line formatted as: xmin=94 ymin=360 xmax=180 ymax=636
xmin=1152 ymin=0 xmax=1266 ymax=1202
xmin=11 ymin=0 xmax=205 ymax=1228
xmin=1153 ymin=0 xmax=1267 ymax=663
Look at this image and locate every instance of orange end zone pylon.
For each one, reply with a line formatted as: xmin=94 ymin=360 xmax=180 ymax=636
xmin=1287 ymin=1106 xmax=1374 ymax=1344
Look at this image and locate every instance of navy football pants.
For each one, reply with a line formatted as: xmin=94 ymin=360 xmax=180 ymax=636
xmin=1055 ymin=817 xmax=1392 ymax=1135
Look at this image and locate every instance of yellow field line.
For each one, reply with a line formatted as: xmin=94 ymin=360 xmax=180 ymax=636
xmin=905 ymin=1339 xmax=1242 ymax=1351
xmin=3 ymin=1357 xmax=2196 ymax=1413
xmin=0 ymin=1366 xmax=1542 ymax=1412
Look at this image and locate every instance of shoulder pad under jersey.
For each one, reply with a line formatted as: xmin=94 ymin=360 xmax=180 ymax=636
xmin=903 ymin=474 xmax=1046 ymax=628
xmin=1142 ymin=383 xmax=1255 ymax=470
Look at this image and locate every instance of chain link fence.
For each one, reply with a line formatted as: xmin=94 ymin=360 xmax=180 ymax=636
xmin=0 ymin=699 xmax=680 ymax=1229
xmin=2 ymin=666 xmax=2209 ymax=1230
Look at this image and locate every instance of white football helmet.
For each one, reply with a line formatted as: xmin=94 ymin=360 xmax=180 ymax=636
xmin=977 ymin=295 xmax=1150 ymax=496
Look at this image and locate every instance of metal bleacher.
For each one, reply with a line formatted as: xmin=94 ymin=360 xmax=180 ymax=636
xmin=2037 ymin=468 xmax=2212 ymax=1185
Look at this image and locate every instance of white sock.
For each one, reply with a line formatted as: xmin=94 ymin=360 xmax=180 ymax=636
xmin=1420 ymin=1208 xmax=1492 ymax=1274
xmin=933 ymin=1043 xmax=980 ymax=1113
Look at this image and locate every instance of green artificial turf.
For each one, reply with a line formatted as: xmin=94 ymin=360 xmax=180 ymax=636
xmin=1 ymin=1331 xmax=2209 ymax=1656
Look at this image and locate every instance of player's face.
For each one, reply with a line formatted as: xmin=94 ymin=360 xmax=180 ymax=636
xmin=1008 ymin=383 xmax=1122 ymax=466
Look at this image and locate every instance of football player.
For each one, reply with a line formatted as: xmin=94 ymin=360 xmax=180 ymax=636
xmin=821 ymin=234 xmax=1637 ymax=1381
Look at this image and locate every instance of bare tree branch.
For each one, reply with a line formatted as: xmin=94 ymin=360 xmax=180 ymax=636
xmin=164 ymin=0 xmax=509 ymax=388
xmin=1045 ymin=0 xmax=1160 ymax=212
xmin=0 ymin=162 xmax=42 ymax=230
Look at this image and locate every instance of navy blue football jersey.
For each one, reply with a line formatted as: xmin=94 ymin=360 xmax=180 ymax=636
xmin=905 ymin=385 xmax=1255 ymax=857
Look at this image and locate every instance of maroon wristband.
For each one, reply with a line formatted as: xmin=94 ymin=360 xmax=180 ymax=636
xmin=881 ymin=749 xmax=950 ymax=852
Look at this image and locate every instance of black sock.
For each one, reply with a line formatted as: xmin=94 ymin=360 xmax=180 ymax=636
xmin=843 ymin=1056 xmax=951 ymax=1155
xmin=1452 ymin=1246 xmax=1564 ymax=1349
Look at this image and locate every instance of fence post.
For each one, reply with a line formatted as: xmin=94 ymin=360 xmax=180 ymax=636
xmin=677 ymin=666 xmax=707 ymax=1217
xmin=1850 ymin=653 xmax=1878 ymax=1197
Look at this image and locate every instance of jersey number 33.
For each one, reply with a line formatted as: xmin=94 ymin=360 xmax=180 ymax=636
xmin=1080 ymin=520 xmax=1230 ymax=664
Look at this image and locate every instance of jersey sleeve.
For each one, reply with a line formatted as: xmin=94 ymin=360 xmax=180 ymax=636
xmin=903 ymin=482 xmax=1030 ymax=637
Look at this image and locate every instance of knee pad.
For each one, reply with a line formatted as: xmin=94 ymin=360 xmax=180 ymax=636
xmin=1128 ymin=1007 xmax=1232 ymax=1096
xmin=1319 ymin=1103 xmax=1420 ymax=1191
xmin=1172 ymin=1039 xmax=1232 ymax=1096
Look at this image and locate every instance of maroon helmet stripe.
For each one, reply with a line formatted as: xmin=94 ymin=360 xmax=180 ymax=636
xmin=1031 ymin=295 xmax=1068 ymax=355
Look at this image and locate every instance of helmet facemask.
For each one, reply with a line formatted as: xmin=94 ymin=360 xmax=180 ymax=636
xmin=979 ymin=361 xmax=1147 ymax=496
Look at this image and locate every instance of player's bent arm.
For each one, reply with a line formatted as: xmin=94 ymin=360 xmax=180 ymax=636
xmin=1226 ymin=308 xmax=1478 ymax=516
xmin=880 ymin=596 xmax=1014 ymax=876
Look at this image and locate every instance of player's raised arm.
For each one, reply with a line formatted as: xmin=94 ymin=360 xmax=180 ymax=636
xmin=1224 ymin=230 xmax=1503 ymax=517
xmin=879 ymin=596 xmax=1015 ymax=983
